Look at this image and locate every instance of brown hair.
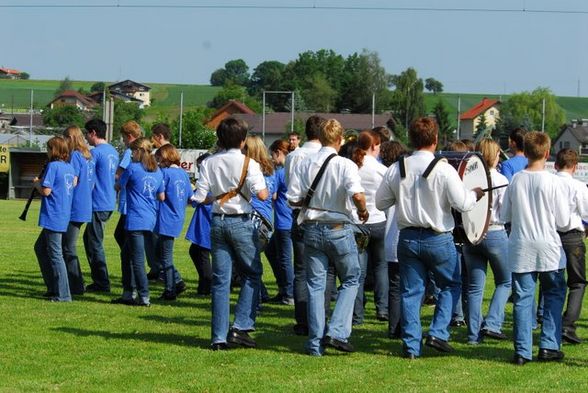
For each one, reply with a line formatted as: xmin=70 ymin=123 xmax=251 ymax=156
xmin=523 ymin=131 xmax=551 ymax=161
xmin=120 ymin=120 xmax=143 ymax=139
xmin=476 ymin=139 xmax=500 ymax=169
xmin=380 ymin=141 xmax=408 ymax=168
xmin=244 ymin=135 xmax=274 ymax=176
xmin=409 ymin=117 xmax=437 ymax=149
xmin=151 ymin=123 xmax=172 ymax=141
xmin=47 ymin=136 xmax=70 ymax=162
xmin=217 ymin=118 xmax=248 ymax=150
xmin=269 ymin=139 xmax=290 ymax=155
xmin=372 ymin=126 xmax=391 ymax=142
xmin=155 ymin=144 xmax=181 ymax=168
xmin=352 ymin=130 xmax=380 ymax=168
xmin=444 ymin=140 xmax=468 ymax=152
xmin=460 ymin=139 xmax=476 ymax=152
xmin=130 ymin=137 xmax=158 ymax=172
xmin=319 ymin=119 xmax=344 ymax=146
xmin=64 ymin=125 xmax=91 ymax=159
xmin=555 ymin=148 xmax=578 ymax=170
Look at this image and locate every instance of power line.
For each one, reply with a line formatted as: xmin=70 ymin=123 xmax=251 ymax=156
xmin=1 ymin=3 xmax=588 ymax=14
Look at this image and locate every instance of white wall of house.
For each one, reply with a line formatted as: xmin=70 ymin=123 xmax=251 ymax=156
xmin=554 ymin=131 xmax=581 ymax=153
xmin=132 ymin=91 xmax=150 ymax=107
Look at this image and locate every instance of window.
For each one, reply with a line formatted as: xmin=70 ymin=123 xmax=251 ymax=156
xmin=564 ymin=141 xmax=570 ymax=148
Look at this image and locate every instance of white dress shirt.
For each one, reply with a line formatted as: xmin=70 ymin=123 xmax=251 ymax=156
xmin=354 ymin=155 xmax=387 ymax=224
xmin=555 ymin=171 xmax=588 ymax=232
xmin=488 ymin=168 xmax=509 ymax=228
xmin=375 ymin=150 xmax=477 ymax=233
xmin=284 ymin=140 xmax=321 ymax=187
xmin=287 ymin=146 xmax=364 ymax=223
xmin=384 ymin=206 xmax=399 ymax=263
xmin=192 ymin=149 xmax=266 ymax=214
xmin=500 ymin=170 xmax=570 ymax=273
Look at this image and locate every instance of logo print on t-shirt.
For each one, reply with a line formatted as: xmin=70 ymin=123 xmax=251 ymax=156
xmin=108 ymin=154 xmax=117 ymax=174
xmin=175 ymin=180 xmax=186 ymax=201
xmin=142 ymin=175 xmax=157 ymax=199
xmin=64 ymin=174 xmax=75 ymax=196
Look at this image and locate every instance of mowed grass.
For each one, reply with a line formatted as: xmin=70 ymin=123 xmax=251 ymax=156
xmin=0 ymin=199 xmax=587 ymax=392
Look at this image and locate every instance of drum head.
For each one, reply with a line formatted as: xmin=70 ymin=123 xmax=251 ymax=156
xmin=455 ymin=153 xmax=491 ymax=245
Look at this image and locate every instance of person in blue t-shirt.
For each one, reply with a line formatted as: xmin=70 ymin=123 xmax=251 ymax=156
xmin=186 ymin=153 xmax=213 ymax=296
xmin=82 ymin=119 xmax=119 ymax=292
xmin=62 ymin=125 xmax=94 ymax=295
xmin=154 ymin=144 xmax=193 ymax=300
xmin=34 ymin=136 xmax=76 ymax=302
xmin=112 ymin=138 xmax=164 ymax=307
xmin=266 ymin=139 xmax=294 ymax=305
xmin=499 ymin=128 xmax=528 ymax=182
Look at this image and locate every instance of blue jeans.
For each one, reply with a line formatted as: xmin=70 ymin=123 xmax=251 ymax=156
xmin=35 ymin=229 xmax=72 ymax=301
xmin=123 ymin=231 xmax=150 ymax=303
xmin=463 ymin=229 xmax=511 ymax=342
xmin=512 ymin=270 xmax=566 ymax=360
xmin=398 ymin=228 xmax=461 ymax=356
xmin=266 ymin=229 xmax=294 ymax=298
xmin=210 ymin=215 xmax=262 ymax=344
xmin=354 ymin=221 xmax=388 ymax=323
xmin=292 ymin=210 xmax=308 ymax=327
xmin=303 ymin=223 xmax=360 ymax=355
xmin=62 ymin=221 xmax=86 ymax=294
xmin=157 ymin=235 xmax=177 ymax=293
xmin=83 ymin=211 xmax=112 ymax=290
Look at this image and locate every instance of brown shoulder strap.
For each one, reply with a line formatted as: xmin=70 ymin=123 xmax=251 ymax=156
xmin=215 ymin=156 xmax=250 ymax=206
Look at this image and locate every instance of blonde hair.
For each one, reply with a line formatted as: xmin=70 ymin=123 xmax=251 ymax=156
xmin=319 ymin=119 xmax=343 ymax=146
xmin=120 ymin=120 xmax=143 ymax=139
xmin=476 ymin=139 xmax=500 ymax=169
xmin=130 ymin=137 xmax=158 ymax=172
xmin=524 ymin=131 xmax=551 ymax=161
xmin=244 ymin=135 xmax=273 ymax=176
xmin=155 ymin=144 xmax=180 ymax=168
xmin=46 ymin=136 xmax=70 ymax=162
xmin=64 ymin=125 xmax=91 ymax=160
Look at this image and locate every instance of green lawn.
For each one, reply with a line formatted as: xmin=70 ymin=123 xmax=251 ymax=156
xmin=0 ymin=199 xmax=587 ymax=392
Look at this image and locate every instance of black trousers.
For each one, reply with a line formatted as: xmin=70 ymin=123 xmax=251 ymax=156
xmin=189 ymin=243 xmax=212 ymax=295
xmin=560 ymin=230 xmax=587 ymax=331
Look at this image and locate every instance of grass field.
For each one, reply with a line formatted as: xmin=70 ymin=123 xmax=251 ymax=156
xmin=1 ymin=199 xmax=587 ymax=392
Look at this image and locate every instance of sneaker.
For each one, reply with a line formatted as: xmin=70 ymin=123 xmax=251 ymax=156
xmin=281 ymin=297 xmax=295 ymax=306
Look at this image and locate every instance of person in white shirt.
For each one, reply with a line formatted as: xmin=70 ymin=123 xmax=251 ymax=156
xmin=284 ymin=115 xmax=324 ymax=336
xmin=350 ymin=130 xmax=389 ymax=324
xmin=554 ymin=148 xmax=588 ymax=345
xmin=500 ymin=132 xmax=570 ymax=365
xmin=287 ymin=119 xmax=368 ymax=356
xmin=192 ymin=118 xmax=269 ymax=351
xmin=462 ymin=139 xmax=511 ymax=344
xmin=375 ymin=117 xmax=483 ymax=359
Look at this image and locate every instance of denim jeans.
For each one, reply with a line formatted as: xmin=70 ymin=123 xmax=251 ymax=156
xmin=145 ymin=231 xmax=161 ymax=275
xmin=35 ymin=229 xmax=72 ymax=301
xmin=157 ymin=235 xmax=177 ymax=293
xmin=388 ymin=262 xmax=401 ymax=337
xmin=303 ymin=223 xmax=360 ymax=355
xmin=266 ymin=229 xmax=294 ymax=298
xmin=123 ymin=231 xmax=150 ymax=304
xmin=354 ymin=221 xmax=388 ymax=324
xmin=62 ymin=221 xmax=86 ymax=294
xmin=190 ymin=244 xmax=211 ymax=295
xmin=463 ymin=229 xmax=511 ymax=342
xmin=292 ymin=210 xmax=308 ymax=327
xmin=83 ymin=211 xmax=112 ymax=290
xmin=512 ymin=269 xmax=566 ymax=360
xmin=560 ymin=231 xmax=587 ymax=332
xmin=398 ymin=228 xmax=461 ymax=356
xmin=452 ymin=244 xmax=467 ymax=322
xmin=210 ymin=214 xmax=262 ymax=344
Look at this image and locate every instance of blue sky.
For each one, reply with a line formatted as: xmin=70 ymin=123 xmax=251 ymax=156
xmin=2 ymin=0 xmax=588 ymax=96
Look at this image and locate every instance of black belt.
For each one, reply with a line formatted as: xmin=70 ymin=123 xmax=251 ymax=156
xmin=557 ymin=229 xmax=584 ymax=236
xmin=212 ymin=213 xmax=251 ymax=219
xmin=402 ymin=226 xmax=448 ymax=234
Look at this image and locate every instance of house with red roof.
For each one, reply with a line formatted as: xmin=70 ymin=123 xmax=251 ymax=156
xmin=459 ymin=97 xmax=500 ymax=139
xmin=48 ymin=90 xmax=97 ymax=112
xmin=0 ymin=67 xmax=23 ymax=79
xmin=206 ymin=100 xmax=256 ymax=130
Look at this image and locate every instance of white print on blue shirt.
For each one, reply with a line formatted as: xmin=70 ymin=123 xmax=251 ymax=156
xmin=175 ymin=180 xmax=187 ymax=200
xmin=65 ymin=173 xmax=75 ymax=196
xmin=108 ymin=154 xmax=118 ymax=174
xmin=142 ymin=175 xmax=159 ymax=199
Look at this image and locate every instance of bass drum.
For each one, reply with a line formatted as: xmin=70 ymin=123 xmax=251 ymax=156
xmin=437 ymin=151 xmax=492 ymax=245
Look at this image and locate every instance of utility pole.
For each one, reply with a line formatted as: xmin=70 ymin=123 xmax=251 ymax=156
xmin=541 ymin=98 xmax=546 ymax=132
xmin=456 ymin=96 xmax=461 ymax=140
xmin=371 ymin=93 xmax=375 ymax=128
xmin=29 ymin=90 xmax=33 ymax=147
xmin=179 ymin=91 xmax=184 ymax=148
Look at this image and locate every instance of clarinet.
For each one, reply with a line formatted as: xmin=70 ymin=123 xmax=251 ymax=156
xmin=19 ymin=162 xmax=47 ymax=221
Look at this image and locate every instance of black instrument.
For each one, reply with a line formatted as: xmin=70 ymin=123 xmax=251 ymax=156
xmin=19 ymin=162 xmax=47 ymax=221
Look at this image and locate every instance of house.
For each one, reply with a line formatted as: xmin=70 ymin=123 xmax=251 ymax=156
xmin=552 ymin=120 xmax=588 ymax=155
xmin=0 ymin=67 xmax=22 ymax=79
xmin=87 ymin=90 xmax=144 ymax=106
xmin=0 ymin=112 xmax=44 ymax=131
xmin=108 ymin=80 xmax=152 ymax=107
xmin=459 ymin=98 xmax=500 ymax=140
xmin=48 ymin=90 xmax=97 ymax=112
xmin=205 ymin=100 xmax=256 ymax=130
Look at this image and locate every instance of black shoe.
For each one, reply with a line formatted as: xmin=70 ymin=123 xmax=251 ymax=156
xmin=111 ymin=297 xmax=136 ymax=306
xmin=482 ymin=329 xmax=508 ymax=340
xmin=322 ymin=336 xmax=354 ymax=353
xmin=42 ymin=291 xmax=56 ymax=298
xmin=423 ymin=295 xmax=437 ymax=305
xmin=424 ymin=335 xmax=454 ymax=353
xmin=513 ymin=354 xmax=531 ymax=366
xmin=227 ymin=328 xmax=256 ymax=348
xmin=450 ymin=319 xmax=466 ymax=328
xmin=538 ymin=348 xmax=564 ymax=361
xmin=86 ymin=283 xmax=110 ymax=293
xmin=146 ymin=271 xmax=160 ymax=281
xmin=562 ymin=329 xmax=582 ymax=345
xmin=293 ymin=324 xmax=309 ymax=336
xmin=210 ymin=342 xmax=230 ymax=351
xmin=175 ymin=281 xmax=186 ymax=295
xmin=376 ymin=313 xmax=389 ymax=321
xmin=159 ymin=291 xmax=177 ymax=301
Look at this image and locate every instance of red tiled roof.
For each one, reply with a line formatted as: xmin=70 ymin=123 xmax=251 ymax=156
xmin=210 ymin=100 xmax=256 ymax=119
xmin=0 ymin=67 xmax=21 ymax=75
xmin=460 ymin=98 xmax=500 ymax=120
xmin=49 ymin=90 xmax=97 ymax=108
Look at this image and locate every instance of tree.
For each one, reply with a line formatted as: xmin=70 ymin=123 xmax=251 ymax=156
xmin=425 ymin=78 xmax=444 ymax=94
xmin=55 ymin=76 xmax=73 ymax=97
xmin=433 ymin=99 xmax=452 ymax=146
xmin=303 ymin=74 xmax=337 ymax=112
xmin=19 ymin=72 xmax=30 ymax=80
xmin=390 ymin=67 xmax=426 ymax=141
xmin=42 ymin=106 xmax=86 ymax=128
xmin=248 ymin=60 xmax=288 ymax=110
xmin=209 ymin=59 xmax=250 ymax=87
xmin=90 ymin=82 xmax=106 ymax=92
xmin=210 ymin=68 xmax=228 ymax=86
xmin=170 ymin=107 xmax=217 ymax=149
xmin=476 ymin=113 xmax=487 ymax=135
xmin=207 ymin=83 xmax=261 ymax=112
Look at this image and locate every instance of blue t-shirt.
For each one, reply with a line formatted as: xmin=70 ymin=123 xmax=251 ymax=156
xmin=91 ymin=143 xmax=119 ymax=212
xmin=251 ymin=173 xmax=276 ymax=224
xmin=39 ymin=160 xmax=76 ymax=232
xmin=117 ymin=148 xmax=132 ymax=215
xmin=185 ymin=202 xmax=212 ymax=250
xmin=119 ymin=162 xmax=164 ymax=232
xmin=272 ymin=166 xmax=292 ymax=230
xmin=69 ymin=150 xmax=94 ymax=223
xmin=155 ymin=167 xmax=193 ymax=238
xmin=499 ymin=155 xmax=528 ymax=182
